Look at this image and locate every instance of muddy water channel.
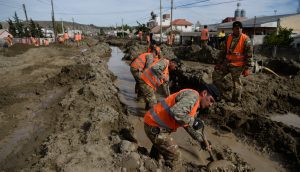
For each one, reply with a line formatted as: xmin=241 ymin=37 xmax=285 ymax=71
xmin=108 ymin=46 xmax=286 ymax=171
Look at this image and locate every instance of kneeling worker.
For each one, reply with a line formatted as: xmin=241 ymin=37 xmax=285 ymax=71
xmin=144 ymin=84 xmax=220 ymax=171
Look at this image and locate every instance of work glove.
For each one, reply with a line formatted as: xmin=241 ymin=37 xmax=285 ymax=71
xmin=200 ymin=140 xmax=212 ymax=151
xmin=242 ymin=69 xmax=251 ymax=77
xmin=192 ymin=118 xmax=204 ymax=130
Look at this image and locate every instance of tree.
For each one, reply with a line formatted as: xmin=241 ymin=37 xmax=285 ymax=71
xmin=13 ymin=12 xmax=24 ymax=37
xmin=264 ymin=27 xmax=294 ymax=47
xmin=36 ymin=23 xmax=44 ymax=37
xmin=7 ymin=19 xmax=17 ymax=37
xmin=29 ymin=19 xmax=38 ymax=37
xmin=135 ymin=21 xmax=150 ymax=34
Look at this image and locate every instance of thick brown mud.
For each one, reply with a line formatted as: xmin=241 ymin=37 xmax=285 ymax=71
xmin=107 ymin=45 xmax=288 ymax=171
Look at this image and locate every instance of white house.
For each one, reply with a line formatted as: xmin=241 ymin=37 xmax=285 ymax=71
xmin=172 ymin=19 xmax=193 ymax=32
xmin=0 ymin=29 xmax=13 ymax=46
xmin=0 ymin=29 xmax=12 ymax=39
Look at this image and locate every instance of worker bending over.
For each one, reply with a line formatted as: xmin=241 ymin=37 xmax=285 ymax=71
xmin=144 ymin=84 xmax=220 ymax=171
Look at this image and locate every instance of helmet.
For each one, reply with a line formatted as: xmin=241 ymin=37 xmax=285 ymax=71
xmin=199 ymin=83 xmax=220 ymax=101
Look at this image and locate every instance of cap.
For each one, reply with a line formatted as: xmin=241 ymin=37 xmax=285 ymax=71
xmin=232 ymin=21 xmax=243 ymax=28
xmin=199 ymin=83 xmax=220 ymax=101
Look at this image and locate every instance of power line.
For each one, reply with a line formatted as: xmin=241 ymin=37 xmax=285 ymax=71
xmin=176 ymin=0 xmax=243 ymax=9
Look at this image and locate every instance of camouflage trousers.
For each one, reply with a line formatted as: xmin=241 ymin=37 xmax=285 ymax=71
xmin=212 ymin=63 xmax=246 ymax=102
xmin=144 ymin=123 xmax=181 ymax=171
xmin=140 ymin=81 xmax=157 ymax=110
xmin=130 ymin=67 xmax=143 ymax=101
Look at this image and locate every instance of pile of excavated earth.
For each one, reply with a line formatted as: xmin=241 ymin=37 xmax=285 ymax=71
xmin=0 ymin=37 xmax=299 ymax=171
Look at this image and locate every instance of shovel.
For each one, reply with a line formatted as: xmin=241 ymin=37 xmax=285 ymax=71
xmin=200 ymin=126 xmax=236 ymax=171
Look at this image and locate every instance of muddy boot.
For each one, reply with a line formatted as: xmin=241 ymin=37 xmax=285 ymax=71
xmin=231 ymin=90 xmax=241 ymax=103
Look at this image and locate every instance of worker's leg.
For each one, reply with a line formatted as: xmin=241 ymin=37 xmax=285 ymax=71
xmin=130 ymin=68 xmax=143 ymax=102
xmin=230 ymin=66 xmax=244 ymax=102
xmin=212 ymin=63 xmax=230 ymax=96
xmin=140 ymin=82 xmax=157 ymax=110
xmin=144 ymin=124 xmax=181 ymax=171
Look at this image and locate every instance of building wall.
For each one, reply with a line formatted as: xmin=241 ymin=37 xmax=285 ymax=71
xmin=281 ymin=14 xmax=300 ymax=34
xmin=0 ymin=31 xmax=12 ymax=39
xmin=173 ymin=25 xmax=193 ymax=32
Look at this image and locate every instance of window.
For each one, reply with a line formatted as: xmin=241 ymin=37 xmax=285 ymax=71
xmin=185 ymin=25 xmax=187 ymax=28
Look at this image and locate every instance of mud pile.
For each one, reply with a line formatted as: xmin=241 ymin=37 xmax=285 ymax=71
xmin=173 ymin=53 xmax=300 ymax=170
xmin=173 ymin=45 xmax=220 ymax=64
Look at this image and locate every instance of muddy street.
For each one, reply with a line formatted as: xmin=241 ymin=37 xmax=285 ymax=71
xmin=0 ymin=37 xmax=299 ymax=171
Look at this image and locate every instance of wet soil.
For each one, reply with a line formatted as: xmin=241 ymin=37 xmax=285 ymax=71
xmin=0 ymin=37 xmax=299 ymax=171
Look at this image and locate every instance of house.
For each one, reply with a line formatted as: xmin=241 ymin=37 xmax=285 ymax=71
xmin=217 ymin=13 xmax=300 ymax=45
xmin=0 ymin=29 xmax=12 ymax=39
xmin=0 ymin=29 xmax=13 ymax=46
xmin=218 ymin=13 xmax=300 ymax=36
xmin=172 ymin=19 xmax=193 ymax=32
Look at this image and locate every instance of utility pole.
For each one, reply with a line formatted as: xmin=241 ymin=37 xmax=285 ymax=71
xmin=51 ymin=0 xmax=56 ymax=41
xmin=22 ymin=4 xmax=28 ymax=22
xmin=122 ymin=18 xmax=124 ymax=38
xmin=61 ymin=18 xmax=64 ymax=33
xmin=170 ymin=0 xmax=173 ymax=32
xmin=160 ymin=0 xmax=162 ymax=43
xmin=72 ymin=18 xmax=75 ymax=30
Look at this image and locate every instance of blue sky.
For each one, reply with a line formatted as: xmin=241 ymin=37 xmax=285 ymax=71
xmin=0 ymin=0 xmax=299 ymax=27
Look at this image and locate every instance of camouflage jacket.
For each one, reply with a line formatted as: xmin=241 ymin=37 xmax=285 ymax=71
xmin=169 ymin=89 xmax=204 ymax=144
xmin=152 ymin=58 xmax=169 ymax=80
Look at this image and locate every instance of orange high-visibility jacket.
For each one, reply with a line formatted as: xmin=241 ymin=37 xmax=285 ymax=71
xmin=75 ymin=34 xmax=80 ymax=41
xmin=144 ymin=89 xmax=200 ymax=131
xmin=44 ymin=40 xmax=49 ymax=46
xmin=58 ymin=37 xmax=64 ymax=43
xmin=140 ymin=58 xmax=169 ymax=91
xmin=31 ymin=37 xmax=36 ymax=44
xmin=201 ymin=28 xmax=209 ymax=40
xmin=78 ymin=34 xmax=82 ymax=40
xmin=130 ymin=53 xmax=152 ymax=70
xmin=226 ymin=33 xmax=248 ymax=67
xmin=63 ymin=33 xmax=69 ymax=39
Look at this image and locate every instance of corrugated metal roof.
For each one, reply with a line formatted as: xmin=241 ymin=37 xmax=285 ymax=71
xmin=218 ymin=13 xmax=298 ymax=29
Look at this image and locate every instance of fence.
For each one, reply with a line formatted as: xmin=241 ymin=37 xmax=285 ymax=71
xmin=12 ymin=38 xmax=55 ymax=45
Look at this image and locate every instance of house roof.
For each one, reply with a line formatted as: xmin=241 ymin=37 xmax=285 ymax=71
xmin=172 ymin=19 xmax=193 ymax=26
xmin=218 ymin=13 xmax=298 ymax=29
xmin=151 ymin=25 xmax=170 ymax=34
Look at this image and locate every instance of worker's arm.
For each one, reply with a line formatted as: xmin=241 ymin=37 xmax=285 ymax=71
xmin=169 ymin=90 xmax=198 ymax=126
xmin=184 ymin=126 xmax=204 ymax=145
xmin=244 ymin=37 xmax=254 ymax=67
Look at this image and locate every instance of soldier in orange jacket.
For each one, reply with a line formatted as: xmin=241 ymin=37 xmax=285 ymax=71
xmin=144 ymin=84 xmax=220 ymax=171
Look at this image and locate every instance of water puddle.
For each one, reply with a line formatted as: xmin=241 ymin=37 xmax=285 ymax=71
xmin=270 ymin=112 xmax=300 ymax=129
xmin=107 ymin=46 xmax=286 ymax=171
